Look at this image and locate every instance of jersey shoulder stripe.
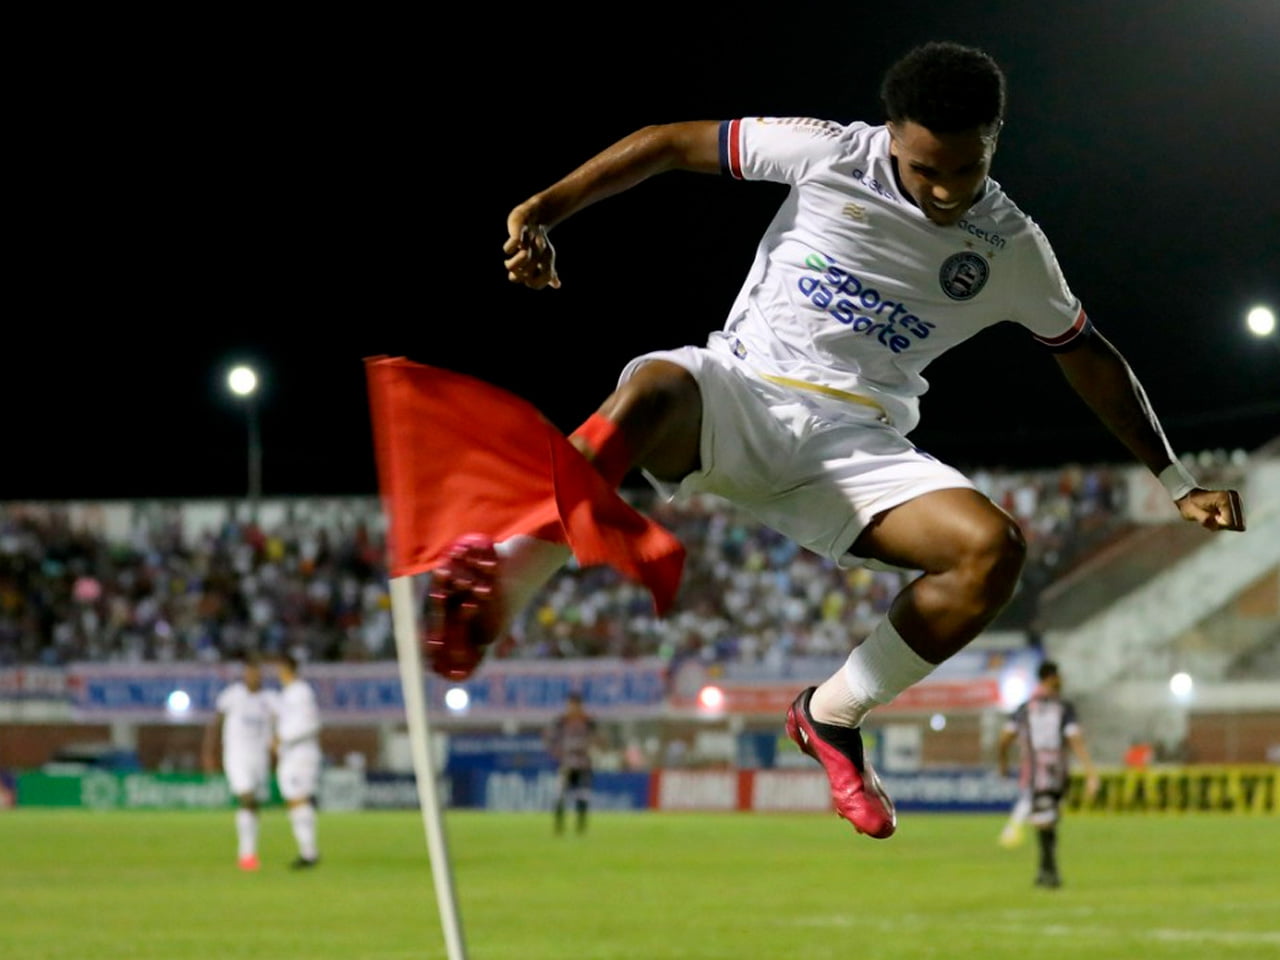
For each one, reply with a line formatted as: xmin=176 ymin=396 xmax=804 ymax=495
xmin=720 ymin=119 xmax=745 ymax=179
xmin=1035 ymin=307 xmax=1093 ymax=349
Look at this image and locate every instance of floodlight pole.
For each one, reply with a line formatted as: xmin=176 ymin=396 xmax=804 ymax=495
xmin=246 ymin=395 xmax=262 ymax=511
xmin=388 ymin=575 xmax=468 ymax=960
xmin=227 ymin=365 xmax=263 ymax=519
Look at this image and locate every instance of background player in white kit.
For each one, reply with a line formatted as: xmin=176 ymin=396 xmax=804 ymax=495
xmin=202 ymin=654 xmax=273 ymax=871
xmin=271 ymin=652 xmax=322 ymax=869
xmin=425 ymin=40 xmax=1246 ymax=842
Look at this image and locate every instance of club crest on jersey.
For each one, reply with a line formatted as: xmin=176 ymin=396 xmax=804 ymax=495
xmin=939 ymin=251 xmax=990 ymax=301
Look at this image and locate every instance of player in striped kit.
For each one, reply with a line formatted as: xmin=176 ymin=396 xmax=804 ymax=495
xmin=425 ymin=39 xmax=1245 ymax=842
xmin=998 ymin=661 xmax=1099 ymax=887
xmin=545 ymin=692 xmax=599 ymax=836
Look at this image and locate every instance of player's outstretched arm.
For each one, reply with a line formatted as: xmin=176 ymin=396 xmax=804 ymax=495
xmin=1068 ymin=731 xmax=1101 ymax=801
xmin=1053 ymin=333 xmax=1245 ymax=532
xmin=504 ymin=121 xmax=722 ymax=291
xmin=996 ymin=727 xmax=1016 ymax=778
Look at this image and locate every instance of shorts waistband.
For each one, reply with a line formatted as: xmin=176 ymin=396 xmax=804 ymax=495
xmin=757 ymin=373 xmax=891 ymax=425
xmin=724 ymin=336 xmax=891 ymax=424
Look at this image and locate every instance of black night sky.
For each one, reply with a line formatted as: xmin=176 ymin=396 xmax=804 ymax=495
xmin=6 ymin=2 xmax=1278 ymax=501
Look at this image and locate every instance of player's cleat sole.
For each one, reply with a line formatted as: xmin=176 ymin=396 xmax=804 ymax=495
xmin=290 ymin=856 xmax=320 ymax=870
xmin=423 ymin=534 xmax=503 ymax=681
xmin=238 ymin=854 xmax=260 ymax=872
xmin=786 ymin=686 xmax=896 ymax=839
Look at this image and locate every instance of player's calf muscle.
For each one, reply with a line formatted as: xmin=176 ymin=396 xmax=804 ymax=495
xmin=882 ymin=507 xmax=1025 ymax=660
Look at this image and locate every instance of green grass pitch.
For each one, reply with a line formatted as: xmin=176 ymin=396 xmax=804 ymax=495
xmin=1 ymin=809 xmax=1275 ymax=959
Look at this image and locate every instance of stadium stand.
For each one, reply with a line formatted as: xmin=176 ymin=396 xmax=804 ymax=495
xmin=0 ymin=454 xmax=1265 ymax=672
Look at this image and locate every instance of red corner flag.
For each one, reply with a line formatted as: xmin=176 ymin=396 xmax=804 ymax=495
xmin=364 ymin=356 xmax=686 ymax=615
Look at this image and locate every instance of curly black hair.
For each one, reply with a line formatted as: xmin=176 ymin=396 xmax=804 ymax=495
xmin=880 ymin=41 xmax=1006 ymax=133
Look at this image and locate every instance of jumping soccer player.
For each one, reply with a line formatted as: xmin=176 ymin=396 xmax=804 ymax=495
xmin=203 ymin=653 xmax=273 ymax=870
xmin=426 ymin=40 xmax=1245 ymax=840
xmin=271 ymin=652 xmax=323 ymax=869
xmin=998 ymin=661 xmax=1099 ymax=887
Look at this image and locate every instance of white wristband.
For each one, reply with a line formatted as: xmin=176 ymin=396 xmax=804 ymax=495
xmin=1158 ymin=461 xmax=1199 ymax=501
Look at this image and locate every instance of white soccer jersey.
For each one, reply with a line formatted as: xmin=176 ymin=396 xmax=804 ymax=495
xmin=274 ymin=680 xmax=321 ymax=747
xmin=716 ymin=118 xmax=1091 ymax=434
xmin=215 ymin=682 xmax=274 ymax=763
xmin=273 ymin=679 xmax=322 ymax=801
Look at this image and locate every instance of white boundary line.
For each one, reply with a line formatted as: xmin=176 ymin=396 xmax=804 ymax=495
xmin=782 ymin=914 xmax=1280 ymax=946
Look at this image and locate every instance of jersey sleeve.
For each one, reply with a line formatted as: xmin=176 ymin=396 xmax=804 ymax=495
xmin=1062 ymin=700 xmax=1081 ymax=737
xmin=1009 ymin=219 xmax=1094 ymax=351
xmin=720 ymin=117 xmax=847 ymax=185
xmin=214 ymin=686 xmax=232 ymax=713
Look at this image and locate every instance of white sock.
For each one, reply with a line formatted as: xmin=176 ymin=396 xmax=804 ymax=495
xmin=236 ymin=808 xmax=258 ymax=858
xmin=288 ymin=803 xmax=318 ymax=860
xmin=1011 ymin=794 xmax=1031 ymax=824
xmin=495 ymin=535 xmax=571 ymax=626
xmin=809 ymin=618 xmax=936 ymax=728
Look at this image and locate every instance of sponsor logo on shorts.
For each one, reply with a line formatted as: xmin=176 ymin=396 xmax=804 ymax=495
xmin=939 ymin=251 xmax=990 ymax=301
xmin=797 ymin=252 xmax=935 ymax=355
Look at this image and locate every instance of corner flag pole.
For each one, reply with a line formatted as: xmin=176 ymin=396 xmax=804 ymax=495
xmin=388 ymin=574 xmax=468 ymax=960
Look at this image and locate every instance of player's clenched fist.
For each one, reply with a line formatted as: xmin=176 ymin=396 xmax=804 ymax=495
xmin=1177 ymin=488 xmax=1246 ymax=532
xmin=504 ymin=200 xmax=560 ymax=290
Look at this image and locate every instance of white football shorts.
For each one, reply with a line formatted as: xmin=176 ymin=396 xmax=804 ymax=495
xmin=618 ymin=342 xmax=976 ymax=567
xmin=223 ymin=751 xmax=269 ymax=797
xmin=1027 ymin=788 xmax=1064 ymax=827
xmin=276 ymin=742 xmax=322 ymax=801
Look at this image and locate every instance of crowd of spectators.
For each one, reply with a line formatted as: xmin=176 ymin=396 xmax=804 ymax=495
xmin=0 ymin=455 xmax=1242 ymax=669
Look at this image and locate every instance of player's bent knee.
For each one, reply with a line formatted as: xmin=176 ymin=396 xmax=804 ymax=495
xmin=958 ymin=513 xmax=1026 ymax=605
xmin=607 ymin=360 xmax=703 ymax=480
xmin=615 ymin=360 xmax=701 ymax=421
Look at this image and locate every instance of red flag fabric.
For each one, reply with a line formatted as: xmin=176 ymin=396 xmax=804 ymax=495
xmin=364 ymin=356 xmax=686 ymax=615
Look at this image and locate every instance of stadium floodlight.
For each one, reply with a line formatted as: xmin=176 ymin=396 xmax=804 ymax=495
xmin=444 ymin=687 xmax=470 ymax=712
xmin=929 ymin=713 xmax=947 ymax=731
xmin=999 ymin=670 xmax=1030 ymax=710
xmin=227 ymin=365 xmax=258 ymax=397
xmin=226 ymin=364 xmax=262 ymax=505
xmin=1170 ymin=671 xmax=1194 ymax=702
xmin=696 ymin=684 xmax=725 ymax=713
xmin=165 ymin=689 xmax=191 ymax=717
xmin=1245 ymin=304 xmax=1275 ymax=338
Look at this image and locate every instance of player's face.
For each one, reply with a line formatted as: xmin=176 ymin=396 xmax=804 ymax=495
xmin=245 ymin=665 xmax=262 ymax=691
xmin=888 ymin=120 xmax=997 ymax=226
